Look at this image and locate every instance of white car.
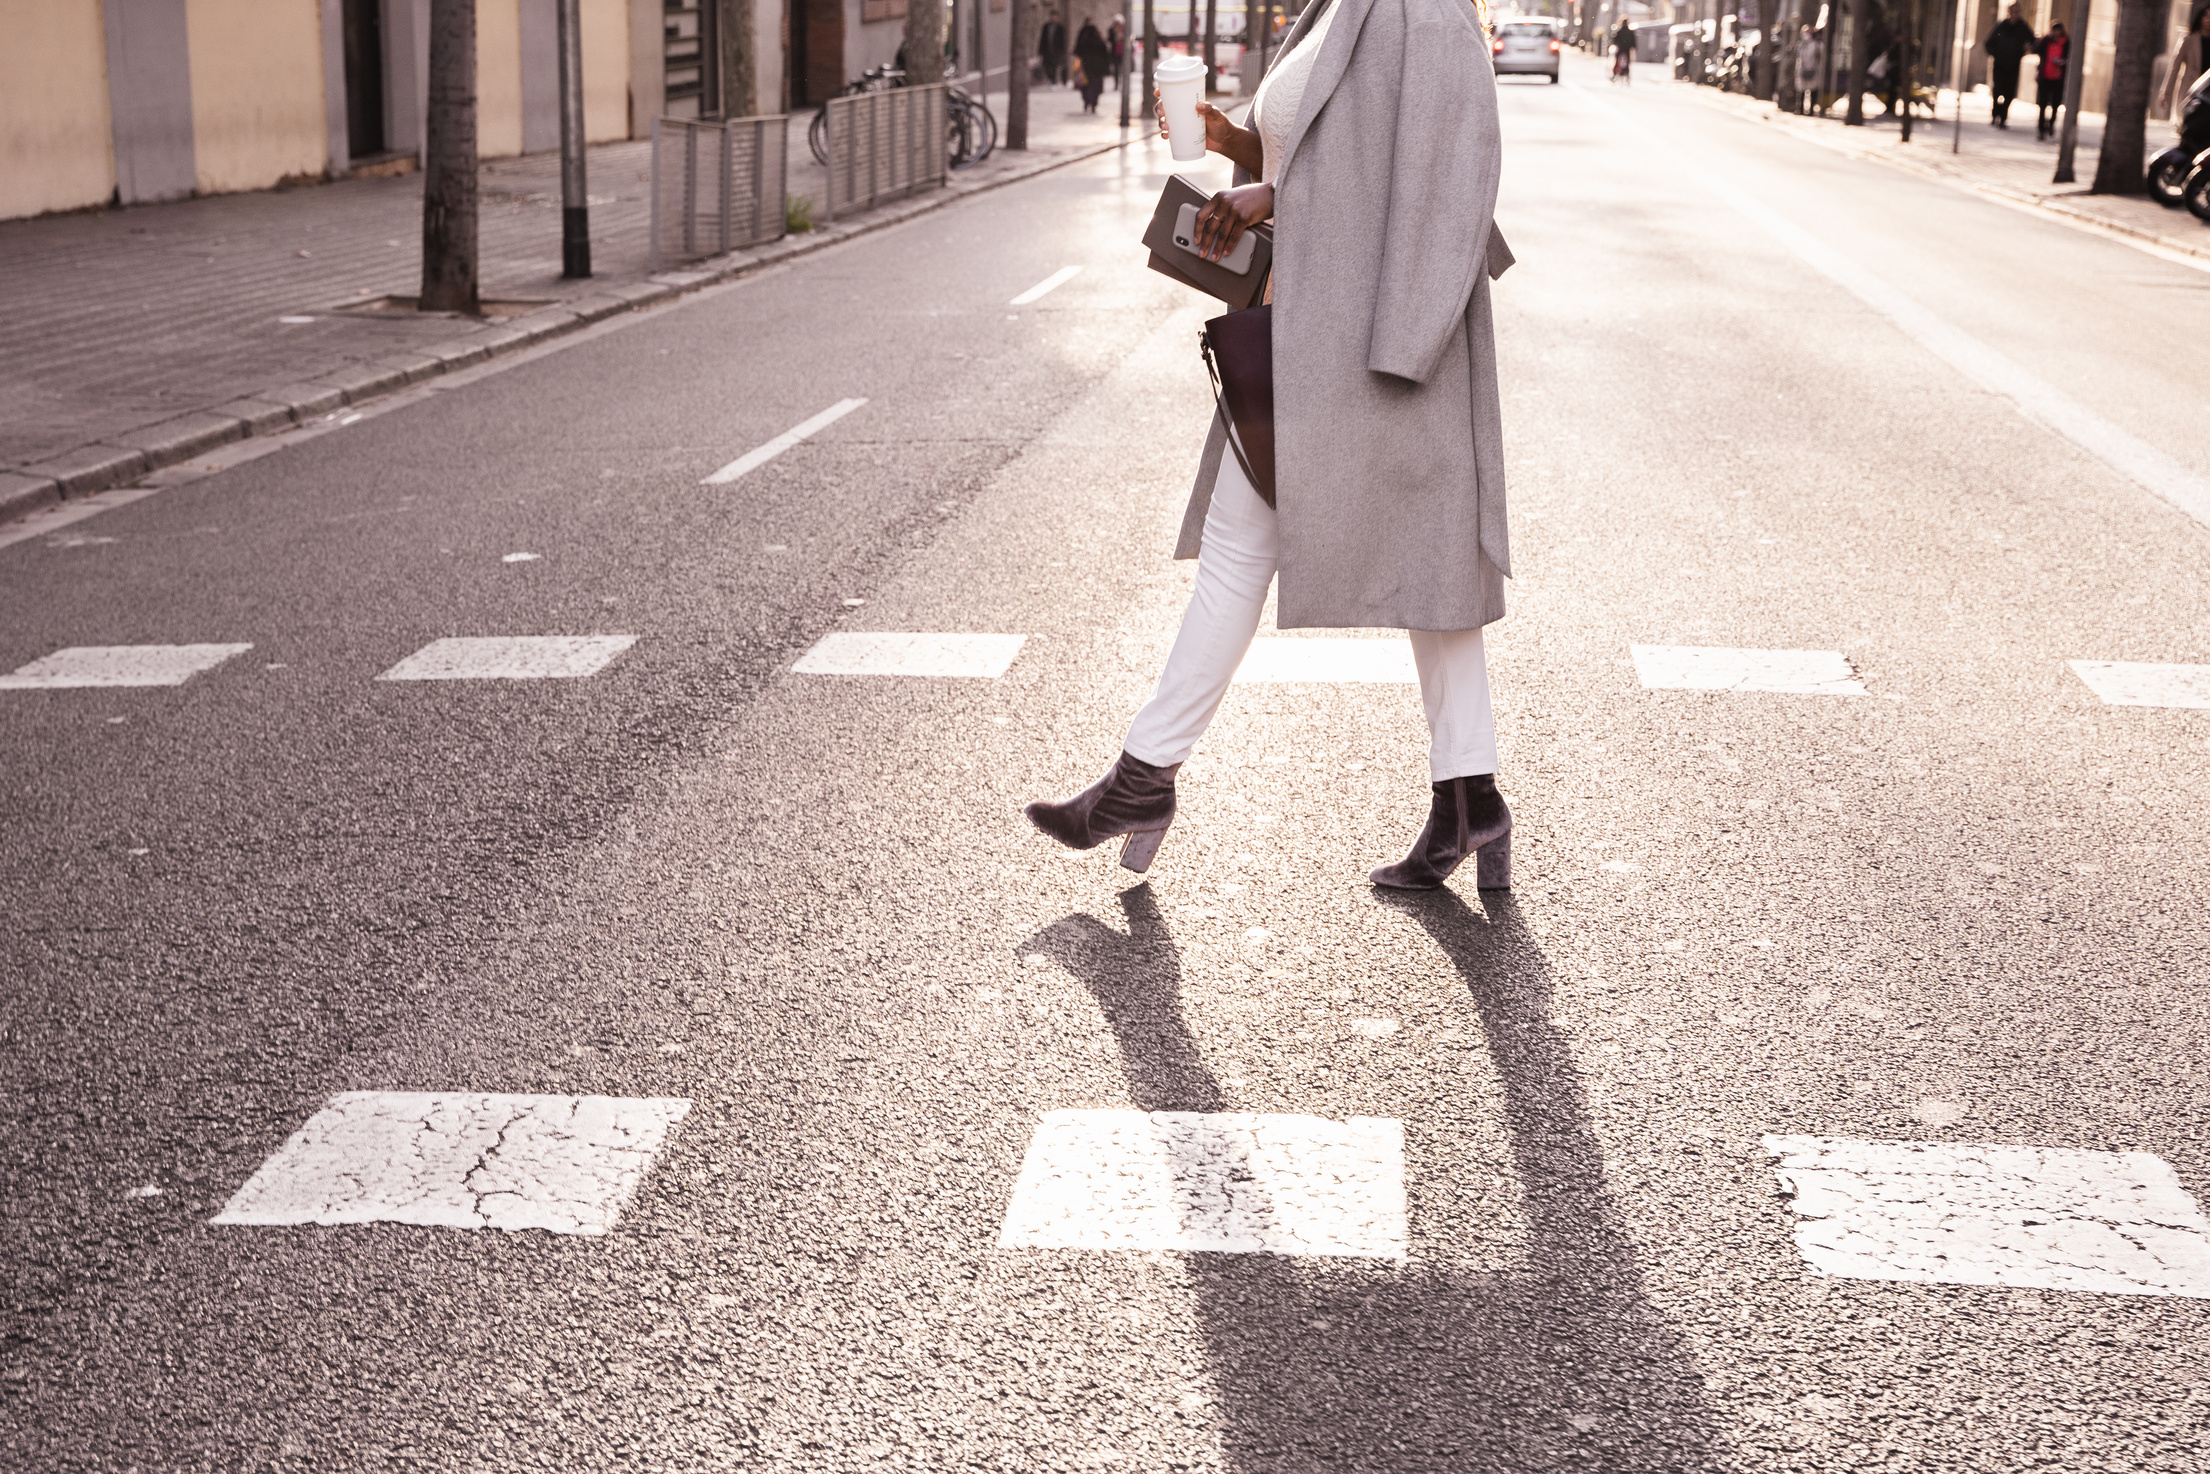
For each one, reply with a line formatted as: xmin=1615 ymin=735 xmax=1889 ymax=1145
xmin=1491 ymin=18 xmax=1561 ymax=82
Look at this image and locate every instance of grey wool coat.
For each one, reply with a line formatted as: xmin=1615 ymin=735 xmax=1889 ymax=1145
xmin=1174 ymin=0 xmax=1513 ymax=632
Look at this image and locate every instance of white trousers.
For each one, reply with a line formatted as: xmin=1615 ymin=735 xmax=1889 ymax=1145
xmin=1122 ymin=453 xmax=1500 ymax=781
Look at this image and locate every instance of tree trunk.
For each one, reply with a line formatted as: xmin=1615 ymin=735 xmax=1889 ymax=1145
xmin=2092 ymin=0 xmax=2161 ymax=192
xmin=1204 ymin=0 xmax=1217 ymax=90
xmin=419 ymin=0 xmax=479 ymax=314
xmin=1009 ymin=0 xmax=1034 ymax=146
xmin=719 ymin=0 xmax=756 ymax=116
xmin=1845 ymin=0 xmax=1867 ymax=123
xmin=905 ymin=0 xmax=946 ymax=83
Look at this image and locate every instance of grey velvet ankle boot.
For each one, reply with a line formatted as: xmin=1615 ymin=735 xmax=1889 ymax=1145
xmin=1369 ymin=774 xmax=1512 ymax=891
xmin=1024 ymin=751 xmax=1180 ymax=873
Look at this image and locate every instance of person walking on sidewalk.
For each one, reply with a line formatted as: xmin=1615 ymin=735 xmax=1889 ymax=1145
xmin=1612 ymin=17 xmax=1636 ymax=81
xmin=1107 ymin=17 xmax=1126 ymax=89
xmin=1985 ymin=3 xmax=2035 ymax=129
xmin=1795 ymin=24 xmax=1826 ymax=114
xmin=1074 ymin=18 xmax=1112 ymax=111
xmin=2034 ymin=22 xmax=2069 ymax=140
xmin=1040 ymin=16 xmax=1069 ymax=85
xmin=1026 ymin=0 xmax=1520 ymax=891
xmin=2155 ymin=7 xmax=2210 ymax=136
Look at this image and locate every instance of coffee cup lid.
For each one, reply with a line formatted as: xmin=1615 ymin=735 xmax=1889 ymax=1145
xmin=1154 ymin=53 xmax=1207 ymax=82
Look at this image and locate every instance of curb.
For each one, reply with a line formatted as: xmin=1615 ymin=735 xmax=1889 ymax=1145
xmin=0 ymin=133 xmax=1142 ymax=530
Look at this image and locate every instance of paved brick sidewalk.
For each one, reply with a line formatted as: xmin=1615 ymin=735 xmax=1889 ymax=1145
xmin=1681 ymin=78 xmax=2210 ymax=265
xmin=0 ymin=83 xmax=1147 ymax=523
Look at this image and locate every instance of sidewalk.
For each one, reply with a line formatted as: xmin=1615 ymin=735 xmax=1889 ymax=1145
xmin=0 ymin=83 xmax=1148 ymax=524
xmin=1678 ymin=74 xmax=2210 ymax=265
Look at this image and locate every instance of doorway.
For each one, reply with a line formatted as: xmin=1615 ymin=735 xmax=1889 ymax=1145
xmin=341 ymin=0 xmax=387 ymax=157
xmin=788 ymin=0 xmax=847 ymax=105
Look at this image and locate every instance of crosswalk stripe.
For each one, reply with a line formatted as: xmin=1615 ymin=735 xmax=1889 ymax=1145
xmin=999 ymin=1109 xmax=1407 ymax=1259
xmin=2067 ymin=659 xmax=2210 ymax=709
xmin=376 ymin=635 xmax=637 ymax=681
xmin=1231 ymin=638 xmax=1419 ymax=683
xmin=213 ymin=1092 xmax=692 ymax=1236
xmin=793 ymin=631 xmax=1028 ymax=678
xmin=1632 ymin=644 xmax=1868 ymax=695
xmin=1009 ymin=265 xmax=1082 ymax=305
xmin=1765 ymin=1135 xmax=2210 ymax=1298
xmin=701 ymin=398 xmax=869 ymax=485
xmin=0 ymin=644 xmax=253 ymax=689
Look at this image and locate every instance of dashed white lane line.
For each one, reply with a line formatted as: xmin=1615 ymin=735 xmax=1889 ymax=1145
xmin=377 ymin=635 xmax=637 ymax=681
xmin=1000 ymin=1109 xmax=1407 ymax=1259
xmin=701 ymin=398 xmax=868 ymax=485
xmin=2068 ymin=660 xmax=2210 ymax=709
xmin=0 ymin=644 xmax=253 ymax=689
xmin=1009 ymin=265 xmax=1082 ymax=305
xmin=1766 ymin=1136 xmax=2210 ymax=1298
xmin=1632 ymin=644 xmax=1868 ymax=696
xmin=1232 ymin=638 xmax=1419 ymax=684
xmin=792 ymin=631 xmax=1028 ymax=677
xmin=214 ymin=1092 xmax=691 ymax=1236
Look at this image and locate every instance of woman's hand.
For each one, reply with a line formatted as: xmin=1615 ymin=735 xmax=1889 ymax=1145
xmin=1155 ymin=97 xmax=1264 ymax=175
xmin=1193 ymin=182 xmax=1273 ymax=262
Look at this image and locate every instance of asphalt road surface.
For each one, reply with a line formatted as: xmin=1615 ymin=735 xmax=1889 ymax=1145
xmin=4 ymin=55 xmax=2208 ymax=1473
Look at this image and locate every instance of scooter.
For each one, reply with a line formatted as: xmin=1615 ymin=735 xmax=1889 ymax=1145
xmin=2148 ymin=68 xmax=2210 ymax=210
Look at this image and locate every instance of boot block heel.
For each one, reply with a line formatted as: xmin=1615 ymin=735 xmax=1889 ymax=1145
xmin=1120 ymin=827 xmax=1168 ymax=874
xmin=1475 ymin=831 xmax=1512 ymax=890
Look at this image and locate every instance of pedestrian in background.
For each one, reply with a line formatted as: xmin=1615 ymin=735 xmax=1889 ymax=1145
xmin=1795 ymin=24 xmax=1826 ymax=114
xmin=1984 ymin=3 xmax=2035 ymax=129
xmin=1039 ymin=16 xmax=1069 ymax=85
xmin=1028 ymin=0 xmax=1520 ymax=891
xmin=1074 ymin=18 xmax=1111 ymax=111
xmin=2034 ymin=21 xmax=2069 ymax=140
xmin=1107 ymin=16 xmax=1126 ymax=88
xmin=2155 ymin=6 xmax=2209 ymax=134
xmin=1611 ymin=16 xmax=1636 ymax=80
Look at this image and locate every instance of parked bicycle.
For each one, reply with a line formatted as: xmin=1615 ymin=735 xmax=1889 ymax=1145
xmin=807 ymin=66 xmax=998 ymax=171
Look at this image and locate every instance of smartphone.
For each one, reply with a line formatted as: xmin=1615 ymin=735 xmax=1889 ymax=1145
xmin=1173 ymin=202 xmax=1259 ymax=275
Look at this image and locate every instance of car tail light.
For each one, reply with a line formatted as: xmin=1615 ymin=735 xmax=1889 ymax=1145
xmin=1492 ymin=37 xmax=1504 ymax=52
xmin=1549 ymin=39 xmax=1560 ymax=51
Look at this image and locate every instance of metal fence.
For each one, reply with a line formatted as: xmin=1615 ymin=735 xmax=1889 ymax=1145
xmin=649 ymin=114 xmax=788 ymax=271
xmin=820 ymin=84 xmax=948 ymax=223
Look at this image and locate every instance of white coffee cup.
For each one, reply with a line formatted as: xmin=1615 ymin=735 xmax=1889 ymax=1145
xmin=1155 ymin=53 xmax=1209 ymax=163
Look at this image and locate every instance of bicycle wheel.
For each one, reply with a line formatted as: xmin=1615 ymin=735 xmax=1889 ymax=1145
xmin=2185 ymin=162 xmax=2210 ymax=223
xmin=2148 ymin=147 xmax=2195 ymax=208
xmin=808 ymin=106 xmax=830 ymax=166
xmin=969 ymin=99 xmax=998 ymax=162
xmin=947 ymin=106 xmax=979 ymax=168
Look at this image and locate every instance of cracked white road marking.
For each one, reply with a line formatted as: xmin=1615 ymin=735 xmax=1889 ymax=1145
xmin=214 ymin=1092 xmax=691 ymax=1235
xmin=0 ymin=644 xmax=253 ymax=689
xmin=377 ymin=635 xmax=637 ymax=681
xmin=1000 ymin=1110 xmax=1406 ymax=1259
xmin=1765 ymin=1136 xmax=2210 ymax=1297
xmin=1632 ymin=645 xmax=1868 ymax=695
xmin=701 ymin=398 xmax=868 ymax=484
xmin=1232 ymin=639 xmax=1419 ymax=684
xmin=2067 ymin=660 xmax=2210 ymax=709
xmin=792 ymin=632 xmax=1028 ymax=678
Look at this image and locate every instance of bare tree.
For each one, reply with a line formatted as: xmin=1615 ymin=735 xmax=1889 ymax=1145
xmin=1009 ymin=0 xmax=1035 ymax=146
xmin=419 ymin=0 xmax=479 ymax=314
xmin=719 ymin=0 xmax=756 ymax=117
xmin=2092 ymin=0 xmax=2162 ymax=192
xmin=905 ymin=0 xmax=947 ymax=83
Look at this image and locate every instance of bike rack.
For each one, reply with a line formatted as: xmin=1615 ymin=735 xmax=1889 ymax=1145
xmin=820 ymin=84 xmax=949 ymax=224
xmin=648 ymin=113 xmax=791 ymax=273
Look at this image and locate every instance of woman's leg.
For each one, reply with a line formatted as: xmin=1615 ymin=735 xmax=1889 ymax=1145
xmin=1407 ymin=627 xmax=1499 ymax=780
xmin=1122 ymin=453 xmax=1278 ymax=766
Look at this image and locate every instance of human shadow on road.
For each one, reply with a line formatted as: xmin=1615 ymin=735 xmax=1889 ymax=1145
xmin=1021 ymin=884 xmax=1720 ymax=1472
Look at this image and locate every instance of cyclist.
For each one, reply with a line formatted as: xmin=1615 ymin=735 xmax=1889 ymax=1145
xmin=1612 ymin=17 xmax=1636 ymax=81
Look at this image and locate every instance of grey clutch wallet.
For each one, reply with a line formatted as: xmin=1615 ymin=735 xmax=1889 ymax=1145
xmin=1144 ymin=174 xmax=1274 ymax=310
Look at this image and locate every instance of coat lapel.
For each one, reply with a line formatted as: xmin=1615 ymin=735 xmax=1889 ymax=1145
xmin=1271 ymin=0 xmax=1383 ymax=187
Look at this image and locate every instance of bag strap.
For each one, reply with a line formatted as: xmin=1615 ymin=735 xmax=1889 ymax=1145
xmin=1200 ymin=327 xmax=1264 ymax=494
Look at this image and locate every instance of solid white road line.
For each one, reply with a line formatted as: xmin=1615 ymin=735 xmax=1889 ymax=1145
xmin=792 ymin=632 xmax=1028 ymax=678
xmin=0 ymin=644 xmax=253 ymax=689
xmin=214 ymin=1092 xmax=691 ymax=1236
xmin=1575 ymin=87 xmax=2210 ymax=532
xmin=1765 ymin=1135 xmax=2210 ymax=1298
xmin=1009 ymin=266 xmax=1082 ymax=306
xmin=701 ymin=398 xmax=869 ymax=485
xmin=999 ymin=1109 xmax=1408 ymax=1259
xmin=1232 ymin=637 xmax=1420 ymax=683
xmin=2067 ymin=659 xmax=2210 ymax=709
xmin=377 ymin=635 xmax=638 ymax=681
xmin=1631 ymin=644 xmax=1869 ymax=695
